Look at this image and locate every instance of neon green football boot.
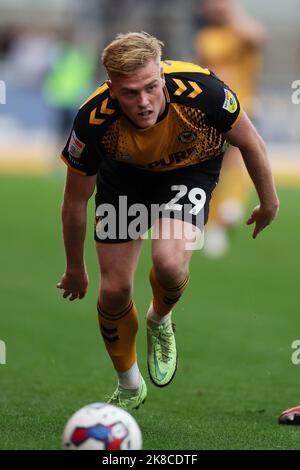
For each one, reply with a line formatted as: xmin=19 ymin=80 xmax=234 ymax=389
xmin=107 ymin=375 xmax=147 ymax=411
xmin=147 ymin=316 xmax=178 ymax=387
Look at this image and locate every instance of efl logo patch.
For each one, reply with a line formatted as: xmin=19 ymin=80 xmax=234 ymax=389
xmin=68 ymin=131 xmax=85 ymax=159
xmin=223 ymin=89 xmax=238 ymax=114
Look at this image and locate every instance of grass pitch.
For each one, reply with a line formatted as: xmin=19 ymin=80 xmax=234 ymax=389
xmin=0 ymin=174 xmax=299 ymax=450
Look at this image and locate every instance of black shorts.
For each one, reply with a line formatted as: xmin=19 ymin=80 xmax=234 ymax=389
xmin=94 ymin=156 xmax=223 ymax=243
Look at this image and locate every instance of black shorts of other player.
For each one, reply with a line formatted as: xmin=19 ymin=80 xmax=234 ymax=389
xmin=94 ymin=155 xmax=224 ymax=243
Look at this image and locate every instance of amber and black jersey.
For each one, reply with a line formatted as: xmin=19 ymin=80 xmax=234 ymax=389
xmin=61 ymin=60 xmax=241 ymax=175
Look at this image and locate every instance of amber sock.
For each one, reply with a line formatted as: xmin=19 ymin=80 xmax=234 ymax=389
xmin=97 ymin=300 xmax=138 ymax=373
xmin=149 ymin=268 xmax=189 ymax=317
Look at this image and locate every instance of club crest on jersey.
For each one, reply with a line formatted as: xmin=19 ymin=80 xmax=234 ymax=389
xmin=178 ymin=131 xmax=197 ymax=144
xmin=68 ymin=131 xmax=85 ymax=159
xmin=223 ymin=89 xmax=238 ymax=114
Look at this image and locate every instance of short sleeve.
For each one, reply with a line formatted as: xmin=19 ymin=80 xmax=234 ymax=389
xmin=60 ymin=111 xmax=101 ymax=176
xmin=203 ymin=75 xmax=241 ymax=133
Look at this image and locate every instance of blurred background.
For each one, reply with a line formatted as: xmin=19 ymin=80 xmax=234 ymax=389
xmin=0 ymin=0 xmax=300 ymax=175
xmin=1 ymin=0 xmax=300 ymax=450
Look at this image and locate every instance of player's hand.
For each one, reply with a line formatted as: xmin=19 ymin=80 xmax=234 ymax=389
xmin=56 ymin=270 xmax=89 ymax=301
xmin=246 ymin=203 xmax=279 ymax=239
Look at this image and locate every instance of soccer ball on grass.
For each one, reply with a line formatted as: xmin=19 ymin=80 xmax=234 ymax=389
xmin=63 ymin=402 xmax=142 ymax=450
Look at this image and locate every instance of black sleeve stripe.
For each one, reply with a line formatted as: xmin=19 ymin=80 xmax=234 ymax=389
xmin=60 ymin=153 xmax=88 ymax=175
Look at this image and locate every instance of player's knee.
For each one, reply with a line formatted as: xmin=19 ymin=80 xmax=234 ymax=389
xmin=153 ymin=256 xmax=188 ymax=286
xmin=100 ymin=280 xmax=132 ymax=310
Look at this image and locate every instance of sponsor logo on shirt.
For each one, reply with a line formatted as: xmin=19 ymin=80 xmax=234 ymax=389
xmin=146 ymin=146 xmax=196 ymax=169
xmin=68 ymin=130 xmax=86 ymax=159
xmin=119 ymin=155 xmax=131 ymax=161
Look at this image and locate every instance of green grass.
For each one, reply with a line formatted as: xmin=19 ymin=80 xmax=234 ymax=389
xmin=0 ymin=174 xmax=299 ymax=450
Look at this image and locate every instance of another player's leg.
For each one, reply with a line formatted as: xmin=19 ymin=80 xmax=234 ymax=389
xmin=278 ymin=406 xmax=300 ymax=425
xmin=147 ymin=219 xmax=195 ymax=386
xmin=204 ymin=146 xmax=250 ymax=257
xmin=96 ymin=239 xmax=147 ymax=410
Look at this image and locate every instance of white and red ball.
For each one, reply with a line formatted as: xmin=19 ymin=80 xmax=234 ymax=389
xmin=63 ymin=403 xmax=142 ymax=450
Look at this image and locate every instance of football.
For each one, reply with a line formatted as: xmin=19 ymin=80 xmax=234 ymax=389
xmin=62 ymin=403 xmax=142 ymax=450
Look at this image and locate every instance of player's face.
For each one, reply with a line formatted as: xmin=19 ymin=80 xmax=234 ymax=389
xmin=108 ymin=59 xmax=166 ymax=129
xmin=201 ymin=0 xmax=233 ymax=25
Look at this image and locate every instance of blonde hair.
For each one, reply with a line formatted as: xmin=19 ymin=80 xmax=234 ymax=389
xmin=102 ymin=32 xmax=164 ymax=75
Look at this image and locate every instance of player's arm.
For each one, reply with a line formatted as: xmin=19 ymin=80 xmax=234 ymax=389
xmin=231 ymin=19 xmax=266 ymax=48
xmin=230 ymin=5 xmax=267 ymax=48
xmin=224 ymin=112 xmax=279 ymax=239
xmin=57 ymin=169 xmax=97 ymax=300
